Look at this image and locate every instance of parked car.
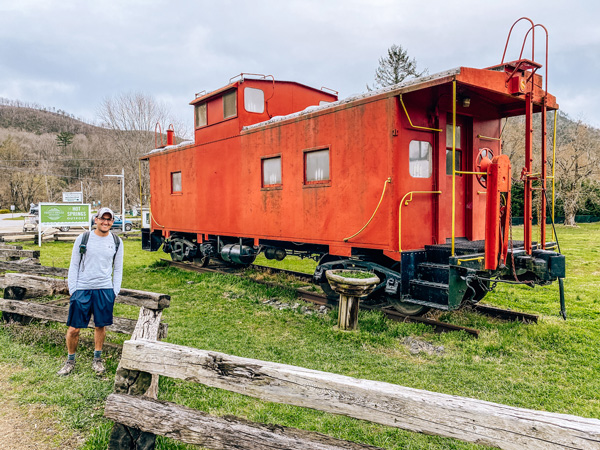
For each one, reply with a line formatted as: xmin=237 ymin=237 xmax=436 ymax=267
xmin=90 ymin=214 xmax=133 ymax=231
xmin=112 ymin=215 xmax=133 ymax=232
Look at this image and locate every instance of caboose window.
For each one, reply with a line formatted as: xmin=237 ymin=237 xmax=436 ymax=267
xmin=171 ymin=171 xmax=182 ymax=193
xmin=223 ymin=91 xmax=237 ymax=119
xmin=305 ymin=149 xmax=330 ymax=183
xmin=446 ymin=150 xmax=462 ymax=175
xmin=245 ymin=88 xmax=265 ymax=114
xmin=409 ymin=141 xmax=432 ymax=178
xmin=262 ymin=156 xmax=282 ymax=187
xmin=195 ymin=103 xmax=207 ymax=128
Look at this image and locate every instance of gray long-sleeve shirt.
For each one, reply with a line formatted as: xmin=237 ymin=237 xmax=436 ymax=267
xmin=67 ymin=232 xmax=124 ymax=296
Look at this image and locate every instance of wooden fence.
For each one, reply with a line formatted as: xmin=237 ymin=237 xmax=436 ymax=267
xmin=0 ymin=272 xmax=169 ymax=337
xmin=105 ymin=339 xmax=600 ymax=450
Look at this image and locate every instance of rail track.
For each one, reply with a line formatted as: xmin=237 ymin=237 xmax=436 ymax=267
xmin=163 ymin=259 xmax=538 ymax=337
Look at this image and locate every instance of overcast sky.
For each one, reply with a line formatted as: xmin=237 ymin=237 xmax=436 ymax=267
xmin=1 ymin=0 xmax=599 ymax=135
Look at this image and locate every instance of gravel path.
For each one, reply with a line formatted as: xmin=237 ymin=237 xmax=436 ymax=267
xmin=0 ymin=365 xmax=83 ymax=449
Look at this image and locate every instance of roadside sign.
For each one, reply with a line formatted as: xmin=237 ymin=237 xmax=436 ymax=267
xmin=62 ymin=192 xmax=83 ymax=203
xmin=10 ymin=205 xmax=15 ymax=211
xmin=38 ymin=203 xmax=91 ymax=247
xmin=39 ymin=203 xmax=90 ymax=226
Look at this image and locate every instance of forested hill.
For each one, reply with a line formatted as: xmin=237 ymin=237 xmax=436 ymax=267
xmin=0 ymin=104 xmax=99 ymax=135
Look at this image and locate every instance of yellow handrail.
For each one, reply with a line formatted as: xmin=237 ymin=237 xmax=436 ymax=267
xmin=477 ymin=134 xmax=502 ymax=141
xmin=451 ymin=80 xmax=457 ymax=256
xmin=344 ymin=177 xmax=392 ymax=242
xmin=456 ymin=256 xmax=484 ymax=266
xmin=456 ymin=170 xmax=486 ymax=175
xmin=399 ymin=95 xmax=442 ymax=132
xmin=398 ymin=190 xmax=442 ymax=252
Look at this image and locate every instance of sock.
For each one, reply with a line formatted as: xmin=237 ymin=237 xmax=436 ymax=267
xmin=94 ymin=350 xmax=102 ymax=360
xmin=68 ymin=353 xmax=76 ymax=361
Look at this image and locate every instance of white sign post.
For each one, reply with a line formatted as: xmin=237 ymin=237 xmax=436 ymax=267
xmin=62 ymin=192 xmax=83 ymax=203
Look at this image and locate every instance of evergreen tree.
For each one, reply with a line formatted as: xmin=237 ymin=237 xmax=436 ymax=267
xmin=56 ymin=131 xmax=74 ymax=148
xmin=369 ymin=44 xmax=427 ymax=90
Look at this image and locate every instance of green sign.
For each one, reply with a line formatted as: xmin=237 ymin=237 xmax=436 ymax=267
xmin=39 ymin=203 xmax=90 ymax=226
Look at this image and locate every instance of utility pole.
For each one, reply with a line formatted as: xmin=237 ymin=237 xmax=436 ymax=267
xmin=104 ymin=168 xmax=125 ymax=233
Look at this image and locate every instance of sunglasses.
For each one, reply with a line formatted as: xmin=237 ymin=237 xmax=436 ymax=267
xmin=97 ymin=217 xmax=114 ymax=223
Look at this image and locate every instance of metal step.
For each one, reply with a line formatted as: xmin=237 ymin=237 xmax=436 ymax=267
xmin=409 ymin=279 xmax=449 ymax=306
xmin=398 ymin=295 xmax=453 ymax=311
xmin=417 ymin=262 xmax=449 ymax=284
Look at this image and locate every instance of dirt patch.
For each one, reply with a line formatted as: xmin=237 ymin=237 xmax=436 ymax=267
xmin=0 ymin=365 xmax=84 ymax=450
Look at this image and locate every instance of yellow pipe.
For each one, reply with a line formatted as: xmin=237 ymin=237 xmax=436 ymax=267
xmin=477 ymin=135 xmax=501 ymax=141
xmin=456 ymin=170 xmax=487 ymax=175
xmin=344 ymin=177 xmax=392 ymax=242
xmin=552 ymin=109 xmax=558 ymax=240
xmin=399 ymin=95 xmax=442 ymax=132
xmin=398 ymin=190 xmax=442 ymax=252
xmin=457 ymin=256 xmax=484 ymax=266
xmin=451 ymin=80 xmax=456 ymax=256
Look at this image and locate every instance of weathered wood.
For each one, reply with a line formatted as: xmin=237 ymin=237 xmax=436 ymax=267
xmin=0 ymin=299 xmax=167 ymax=335
xmin=105 ymin=394 xmax=383 ymax=450
xmin=118 ymin=289 xmax=170 ymax=310
xmin=4 ymin=273 xmax=68 ymax=298
xmin=0 ymin=244 xmax=22 ymax=250
xmin=0 ymin=249 xmax=40 ymax=258
xmin=0 ymin=234 xmax=36 ymax=242
xmin=109 ymin=307 xmax=166 ymax=448
xmin=2 ymin=273 xmax=170 ymax=309
xmin=119 ymin=340 xmax=600 ymax=450
xmin=337 ymin=295 xmax=359 ymax=330
xmin=0 ymin=261 xmax=67 ymax=276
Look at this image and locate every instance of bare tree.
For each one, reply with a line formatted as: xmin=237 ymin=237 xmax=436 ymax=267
xmin=96 ymin=92 xmax=185 ymax=211
xmin=369 ymin=44 xmax=428 ymax=90
xmin=553 ymin=117 xmax=600 ymax=226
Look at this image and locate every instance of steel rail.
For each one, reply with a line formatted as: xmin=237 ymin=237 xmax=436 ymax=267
xmin=163 ymin=259 xmax=537 ymax=329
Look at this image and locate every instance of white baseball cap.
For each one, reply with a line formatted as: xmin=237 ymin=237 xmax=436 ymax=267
xmin=96 ymin=207 xmax=115 ymax=220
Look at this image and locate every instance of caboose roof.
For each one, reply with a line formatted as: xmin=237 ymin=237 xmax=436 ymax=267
xmin=242 ymin=65 xmax=556 ymax=132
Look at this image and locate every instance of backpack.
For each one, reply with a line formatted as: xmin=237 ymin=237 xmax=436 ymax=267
xmin=78 ymin=231 xmax=120 ymax=272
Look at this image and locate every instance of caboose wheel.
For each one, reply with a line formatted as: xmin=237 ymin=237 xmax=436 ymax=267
xmin=170 ymin=240 xmax=185 ymax=262
xmin=387 ymin=295 xmax=430 ymax=316
xmin=193 ymin=255 xmax=211 ymax=267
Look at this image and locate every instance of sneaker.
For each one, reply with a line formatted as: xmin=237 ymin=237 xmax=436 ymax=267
xmin=92 ymin=358 xmax=106 ymax=375
xmin=57 ymin=359 xmax=76 ymax=376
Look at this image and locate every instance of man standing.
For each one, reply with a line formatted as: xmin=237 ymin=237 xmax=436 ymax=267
xmin=57 ymin=207 xmax=124 ymax=376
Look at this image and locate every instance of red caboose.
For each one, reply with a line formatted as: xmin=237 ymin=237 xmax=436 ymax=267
xmin=142 ymin=22 xmax=566 ymax=315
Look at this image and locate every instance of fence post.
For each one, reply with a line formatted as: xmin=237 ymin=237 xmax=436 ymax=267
xmin=107 ymin=306 xmax=165 ymax=449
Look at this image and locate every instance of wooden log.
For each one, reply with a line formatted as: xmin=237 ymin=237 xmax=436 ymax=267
xmin=119 ymin=340 xmax=600 ymax=450
xmin=2 ymin=273 xmax=170 ymax=309
xmin=4 ymin=273 xmax=69 ymax=299
xmin=1 ymin=235 xmax=36 ymax=242
xmin=0 ymin=261 xmax=67 ymax=277
xmin=337 ymin=295 xmax=359 ymax=331
xmin=109 ymin=306 xmax=166 ymax=448
xmin=0 ymin=249 xmax=40 ymax=258
xmin=0 ymin=244 xmax=23 ymax=250
xmin=105 ymin=393 xmax=383 ymax=450
xmin=0 ymin=299 xmax=167 ymax=335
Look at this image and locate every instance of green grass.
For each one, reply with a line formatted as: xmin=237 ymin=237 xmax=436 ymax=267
xmin=1 ymin=225 xmax=599 ymax=449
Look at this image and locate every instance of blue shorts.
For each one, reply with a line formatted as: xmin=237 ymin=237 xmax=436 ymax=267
xmin=67 ymin=289 xmax=116 ymax=329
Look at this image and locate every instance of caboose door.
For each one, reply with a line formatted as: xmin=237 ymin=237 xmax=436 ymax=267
xmin=443 ymin=114 xmax=470 ymax=239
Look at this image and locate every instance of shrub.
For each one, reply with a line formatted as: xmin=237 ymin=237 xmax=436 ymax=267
xmin=0 ymin=209 xmax=10 ymax=214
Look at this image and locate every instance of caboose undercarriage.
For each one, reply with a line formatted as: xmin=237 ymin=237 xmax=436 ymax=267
xmin=143 ymin=229 xmax=565 ymax=316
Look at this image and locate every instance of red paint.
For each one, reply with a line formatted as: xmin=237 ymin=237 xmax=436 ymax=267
xmin=144 ymin=65 xmax=555 ymax=260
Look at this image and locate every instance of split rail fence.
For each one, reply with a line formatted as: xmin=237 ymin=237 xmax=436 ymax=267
xmin=0 ymin=270 xmax=169 ymax=339
xmin=105 ymin=339 xmax=600 ymax=450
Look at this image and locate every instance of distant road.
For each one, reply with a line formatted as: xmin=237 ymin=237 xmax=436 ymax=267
xmin=0 ymin=213 xmax=25 ymax=233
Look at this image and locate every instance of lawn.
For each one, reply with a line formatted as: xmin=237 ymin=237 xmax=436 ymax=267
xmin=1 ymin=224 xmax=598 ymax=449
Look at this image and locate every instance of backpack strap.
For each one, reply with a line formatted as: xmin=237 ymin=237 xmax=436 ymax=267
xmin=111 ymin=232 xmax=120 ymax=266
xmin=78 ymin=231 xmax=91 ymax=272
